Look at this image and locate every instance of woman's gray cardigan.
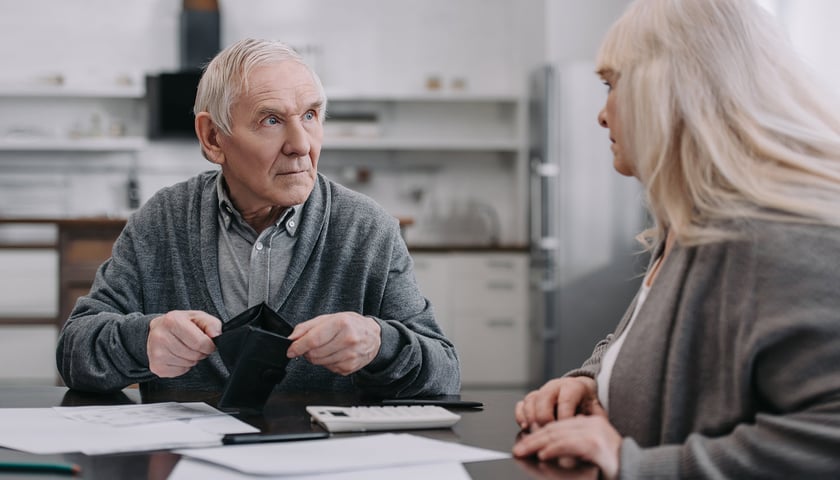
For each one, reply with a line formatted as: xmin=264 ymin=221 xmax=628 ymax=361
xmin=568 ymin=220 xmax=840 ymax=479
xmin=56 ymin=171 xmax=460 ymax=398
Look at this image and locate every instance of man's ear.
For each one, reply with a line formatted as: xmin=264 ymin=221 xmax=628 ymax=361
xmin=195 ymin=112 xmax=225 ymax=165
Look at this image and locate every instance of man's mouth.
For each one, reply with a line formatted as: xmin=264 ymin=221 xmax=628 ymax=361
xmin=276 ymin=168 xmax=307 ymax=176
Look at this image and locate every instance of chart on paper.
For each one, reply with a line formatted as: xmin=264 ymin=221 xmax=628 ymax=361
xmin=54 ymin=402 xmax=227 ymax=427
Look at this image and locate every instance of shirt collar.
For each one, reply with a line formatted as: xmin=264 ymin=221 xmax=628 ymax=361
xmin=216 ymin=173 xmax=302 ymax=235
xmin=281 ymin=201 xmax=303 ymax=236
xmin=216 ymin=173 xmax=238 ymax=230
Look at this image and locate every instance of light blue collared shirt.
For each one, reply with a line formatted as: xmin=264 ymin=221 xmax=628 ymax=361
xmin=215 ymin=173 xmax=303 ymax=317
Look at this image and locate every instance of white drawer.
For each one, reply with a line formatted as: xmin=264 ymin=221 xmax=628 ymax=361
xmin=0 ymin=326 xmax=58 ymax=384
xmin=449 ymin=253 xmax=526 ymax=278
xmin=449 ymin=254 xmax=527 ymax=314
xmin=0 ymin=250 xmax=58 ymax=317
xmin=454 ymin=312 xmax=527 ymax=386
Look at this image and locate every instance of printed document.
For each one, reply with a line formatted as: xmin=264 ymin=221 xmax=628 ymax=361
xmin=0 ymin=402 xmax=256 ymax=454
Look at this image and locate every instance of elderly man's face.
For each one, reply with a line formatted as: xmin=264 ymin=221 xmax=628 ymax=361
xmin=217 ymin=61 xmax=324 ymax=213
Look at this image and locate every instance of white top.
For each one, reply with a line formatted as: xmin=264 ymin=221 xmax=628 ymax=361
xmin=596 ymin=270 xmax=654 ymax=412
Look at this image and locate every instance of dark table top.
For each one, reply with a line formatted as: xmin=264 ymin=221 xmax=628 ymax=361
xmin=0 ymin=386 xmax=598 ymax=479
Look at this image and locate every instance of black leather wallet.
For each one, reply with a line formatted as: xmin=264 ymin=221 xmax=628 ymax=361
xmin=213 ymin=303 xmax=295 ymax=413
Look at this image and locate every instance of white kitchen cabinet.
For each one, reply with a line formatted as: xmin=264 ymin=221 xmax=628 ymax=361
xmin=411 ymin=251 xmax=529 ymax=387
xmin=0 ymin=249 xmax=59 ymax=384
xmin=0 ymin=81 xmax=143 ymax=384
xmin=0 ymin=81 xmax=146 ymax=218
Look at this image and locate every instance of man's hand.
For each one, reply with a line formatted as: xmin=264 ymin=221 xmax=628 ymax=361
xmin=286 ymin=312 xmax=381 ymax=375
xmin=146 ymin=310 xmax=222 ymax=378
xmin=515 ymin=376 xmax=604 ymax=430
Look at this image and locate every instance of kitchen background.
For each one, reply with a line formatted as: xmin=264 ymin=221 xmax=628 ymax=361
xmin=0 ymin=0 xmax=834 ymax=387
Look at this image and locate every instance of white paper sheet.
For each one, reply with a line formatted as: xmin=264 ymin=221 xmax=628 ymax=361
xmin=0 ymin=403 xmax=257 ymax=455
xmin=169 ymin=459 xmax=472 ymax=480
xmin=177 ymin=433 xmax=510 ymax=476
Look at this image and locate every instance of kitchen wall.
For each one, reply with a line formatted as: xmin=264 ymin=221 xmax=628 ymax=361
xmin=772 ymin=0 xmax=840 ymax=92
xmin=0 ymin=0 xmax=630 ymax=245
xmin=0 ymin=0 xmax=533 ymax=243
xmin=2 ymin=1 xmax=835 ymax=237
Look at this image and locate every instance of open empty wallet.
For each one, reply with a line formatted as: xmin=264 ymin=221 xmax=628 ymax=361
xmin=213 ymin=302 xmax=295 ymax=413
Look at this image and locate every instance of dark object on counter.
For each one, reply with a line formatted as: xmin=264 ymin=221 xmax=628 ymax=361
xmin=381 ymin=395 xmax=484 ymax=409
xmin=221 ymin=431 xmax=328 ymax=445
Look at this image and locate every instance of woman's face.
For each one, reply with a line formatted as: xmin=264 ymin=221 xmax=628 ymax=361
xmin=597 ymin=69 xmax=636 ymax=178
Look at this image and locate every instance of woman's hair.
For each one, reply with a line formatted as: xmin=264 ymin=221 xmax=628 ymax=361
xmin=597 ymin=0 xmax=840 ymax=248
xmin=194 ymin=38 xmax=327 ymax=137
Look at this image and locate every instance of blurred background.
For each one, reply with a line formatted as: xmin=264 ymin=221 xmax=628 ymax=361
xmin=0 ymin=0 xmax=834 ymax=388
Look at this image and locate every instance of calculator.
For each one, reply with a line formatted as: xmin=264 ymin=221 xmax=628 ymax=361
xmin=305 ymin=405 xmax=462 ymax=433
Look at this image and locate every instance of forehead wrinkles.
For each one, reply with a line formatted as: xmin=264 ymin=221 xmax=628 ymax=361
xmin=240 ymin=65 xmax=320 ymax=114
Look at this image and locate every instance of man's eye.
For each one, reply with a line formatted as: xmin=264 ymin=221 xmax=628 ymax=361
xmin=304 ymin=110 xmax=316 ymax=121
xmin=263 ymin=116 xmax=279 ymax=126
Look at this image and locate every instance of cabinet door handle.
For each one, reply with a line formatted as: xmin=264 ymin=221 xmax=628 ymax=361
xmin=487 ymin=281 xmax=514 ymax=290
xmin=486 ymin=260 xmax=514 ymax=269
xmin=486 ymin=318 xmax=516 ymax=328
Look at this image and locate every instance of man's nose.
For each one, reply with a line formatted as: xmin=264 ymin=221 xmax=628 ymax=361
xmin=282 ymin=121 xmax=310 ymax=157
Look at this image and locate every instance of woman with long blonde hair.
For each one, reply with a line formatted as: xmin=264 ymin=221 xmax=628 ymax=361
xmin=513 ymin=0 xmax=840 ymax=478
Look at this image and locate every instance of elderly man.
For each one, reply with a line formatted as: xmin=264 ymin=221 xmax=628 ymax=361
xmin=56 ymin=38 xmax=460 ymax=398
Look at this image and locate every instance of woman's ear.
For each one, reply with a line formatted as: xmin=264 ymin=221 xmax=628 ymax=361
xmin=195 ymin=112 xmax=225 ymax=165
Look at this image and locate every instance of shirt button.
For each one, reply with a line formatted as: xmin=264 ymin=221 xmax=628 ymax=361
xmin=255 ymin=242 xmax=264 ymax=251
xmin=287 ymin=220 xmax=296 ymax=229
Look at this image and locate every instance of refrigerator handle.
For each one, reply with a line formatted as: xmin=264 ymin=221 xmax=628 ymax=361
xmin=531 ymin=162 xmax=560 ymax=251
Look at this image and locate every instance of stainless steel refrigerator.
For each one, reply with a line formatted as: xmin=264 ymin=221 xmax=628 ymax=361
xmin=528 ymin=62 xmax=648 ymax=386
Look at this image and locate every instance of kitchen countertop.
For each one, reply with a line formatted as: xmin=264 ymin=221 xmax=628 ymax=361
xmin=0 ymin=217 xmax=529 ymax=253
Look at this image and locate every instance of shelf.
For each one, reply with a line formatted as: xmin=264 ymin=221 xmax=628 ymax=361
xmin=0 ymin=242 xmax=55 ymax=249
xmin=0 ymin=137 xmax=147 ymax=152
xmin=0 ymin=84 xmax=145 ymax=99
xmin=0 ymin=317 xmax=56 ymax=326
xmin=0 ymin=217 xmax=127 ymax=226
xmin=326 ymin=90 xmax=520 ymax=103
xmin=323 ymin=136 xmax=520 ymax=152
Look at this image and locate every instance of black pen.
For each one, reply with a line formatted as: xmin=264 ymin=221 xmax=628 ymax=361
xmin=222 ymin=431 xmax=329 ymax=445
xmin=0 ymin=461 xmax=81 ymax=475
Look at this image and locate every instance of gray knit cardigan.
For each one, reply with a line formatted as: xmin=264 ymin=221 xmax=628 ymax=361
xmin=56 ymin=171 xmax=460 ymax=398
xmin=567 ymin=219 xmax=840 ymax=478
